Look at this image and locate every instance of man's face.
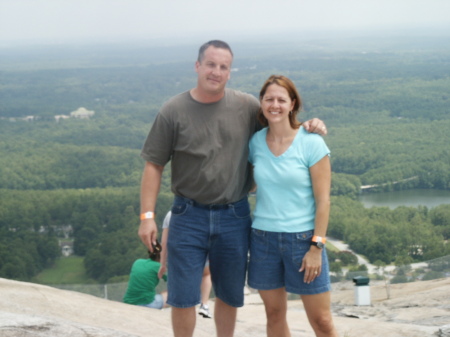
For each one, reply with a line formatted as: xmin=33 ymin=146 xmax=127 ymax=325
xmin=195 ymin=46 xmax=233 ymax=96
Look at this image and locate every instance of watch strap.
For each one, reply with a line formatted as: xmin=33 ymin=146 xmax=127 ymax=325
xmin=311 ymin=235 xmax=326 ymax=244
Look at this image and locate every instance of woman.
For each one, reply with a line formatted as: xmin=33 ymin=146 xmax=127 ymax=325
xmin=248 ymin=75 xmax=339 ymax=337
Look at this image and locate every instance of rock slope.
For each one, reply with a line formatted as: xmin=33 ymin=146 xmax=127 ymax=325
xmin=1 ymin=277 xmax=449 ymax=337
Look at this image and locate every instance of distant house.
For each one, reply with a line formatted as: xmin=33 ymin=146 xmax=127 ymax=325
xmin=59 ymin=239 xmax=74 ymax=257
xmin=70 ymin=107 xmax=95 ymax=119
xmin=3 ymin=116 xmax=38 ymax=122
xmin=22 ymin=116 xmax=36 ymax=122
xmin=54 ymin=115 xmax=70 ymax=122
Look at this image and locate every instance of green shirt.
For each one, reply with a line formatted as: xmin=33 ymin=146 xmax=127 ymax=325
xmin=123 ymin=259 xmax=167 ymax=305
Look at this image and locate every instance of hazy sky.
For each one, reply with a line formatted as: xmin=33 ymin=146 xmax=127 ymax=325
xmin=1 ymin=0 xmax=449 ymax=44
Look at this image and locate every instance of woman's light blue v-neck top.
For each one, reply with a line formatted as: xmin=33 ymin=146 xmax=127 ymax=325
xmin=248 ymin=126 xmax=330 ymax=232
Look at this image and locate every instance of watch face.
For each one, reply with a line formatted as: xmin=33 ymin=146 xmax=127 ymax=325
xmin=316 ymin=242 xmax=325 ymax=249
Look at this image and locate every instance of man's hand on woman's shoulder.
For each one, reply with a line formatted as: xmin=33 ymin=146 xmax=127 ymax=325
xmin=303 ymin=118 xmax=327 ymax=135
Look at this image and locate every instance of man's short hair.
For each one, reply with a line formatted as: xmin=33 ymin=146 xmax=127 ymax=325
xmin=197 ymin=40 xmax=234 ymax=63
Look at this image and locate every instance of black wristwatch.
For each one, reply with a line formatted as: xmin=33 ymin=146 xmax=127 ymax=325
xmin=311 ymin=235 xmax=326 ymax=249
xmin=311 ymin=241 xmax=325 ymax=249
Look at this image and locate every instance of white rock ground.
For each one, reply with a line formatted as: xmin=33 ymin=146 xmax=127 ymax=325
xmin=1 ymin=277 xmax=449 ymax=337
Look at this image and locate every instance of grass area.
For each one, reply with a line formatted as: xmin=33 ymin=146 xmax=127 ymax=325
xmin=326 ymin=241 xmax=340 ymax=253
xmin=33 ymin=256 xmax=96 ymax=285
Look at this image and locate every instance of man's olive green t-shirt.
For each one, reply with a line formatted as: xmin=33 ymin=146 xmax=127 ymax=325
xmin=141 ymin=89 xmax=260 ymax=205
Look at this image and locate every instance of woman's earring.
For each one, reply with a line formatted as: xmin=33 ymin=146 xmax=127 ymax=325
xmin=289 ymin=111 xmax=293 ymax=115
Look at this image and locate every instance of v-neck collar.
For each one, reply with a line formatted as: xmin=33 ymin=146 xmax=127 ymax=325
xmin=263 ymin=126 xmax=302 ymax=159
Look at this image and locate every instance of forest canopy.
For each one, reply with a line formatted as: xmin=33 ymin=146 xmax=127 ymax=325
xmin=1 ymin=34 xmax=449 ymax=282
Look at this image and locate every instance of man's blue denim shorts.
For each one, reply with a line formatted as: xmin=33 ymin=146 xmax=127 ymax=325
xmin=166 ymin=196 xmax=252 ymax=308
xmin=248 ymin=229 xmax=331 ymax=295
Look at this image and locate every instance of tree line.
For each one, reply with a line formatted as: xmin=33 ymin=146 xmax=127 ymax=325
xmin=0 ymin=187 xmax=173 ymax=281
xmin=1 ymin=187 xmax=449 ymax=282
xmin=1 ymin=37 xmax=449 ymax=283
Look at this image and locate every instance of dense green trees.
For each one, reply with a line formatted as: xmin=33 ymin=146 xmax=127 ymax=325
xmin=327 ymin=121 xmax=450 ymax=190
xmin=331 ymin=173 xmax=361 ymax=199
xmin=328 ymin=198 xmax=450 ymax=264
xmin=0 ymin=189 xmax=447 ymax=281
xmin=429 ymin=205 xmax=450 ymax=239
xmin=0 ymin=230 xmax=60 ymax=280
xmin=0 ymin=36 xmax=449 ymax=283
xmin=0 ymin=188 xmax=174 ymax=281
xmin=1 ymin=37 xmax=449 ymax=193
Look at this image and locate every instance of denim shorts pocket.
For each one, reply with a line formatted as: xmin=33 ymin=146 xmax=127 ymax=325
xmin=171 ymin=199 xmax=190 ymax=216
xmin=292 ymin=230 xmax=314 ymax=266
xmin=250 ymin=229 xmax=269 ymax=262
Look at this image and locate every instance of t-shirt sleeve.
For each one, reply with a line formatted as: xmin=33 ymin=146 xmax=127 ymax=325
xmin=305 ymin=133 xmax=330 ymax=167
xmin=140 ymin=107 xmax=174 ymax=166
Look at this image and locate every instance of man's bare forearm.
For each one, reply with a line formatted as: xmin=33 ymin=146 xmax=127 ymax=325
xmin=139 ymin=161 xmax=164 ymax=250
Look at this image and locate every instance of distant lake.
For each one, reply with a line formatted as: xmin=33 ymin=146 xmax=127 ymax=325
xmin=358 ymin=189 xmax=450 ymax=209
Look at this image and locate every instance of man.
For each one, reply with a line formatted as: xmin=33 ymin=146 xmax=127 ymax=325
xmin=138 ymin=40 xmax=327 ymax=337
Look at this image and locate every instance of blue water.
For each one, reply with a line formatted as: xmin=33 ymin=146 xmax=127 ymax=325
xmin=358 ymin=189 xmax=450 ymax=209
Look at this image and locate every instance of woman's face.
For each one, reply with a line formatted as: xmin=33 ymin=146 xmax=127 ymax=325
xmin=260 ymin=84 xmax=295 ymax=126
